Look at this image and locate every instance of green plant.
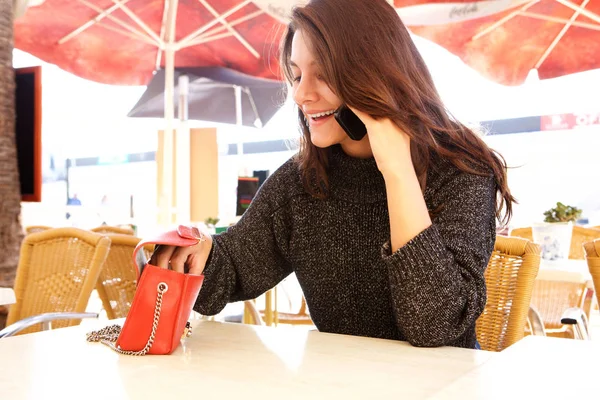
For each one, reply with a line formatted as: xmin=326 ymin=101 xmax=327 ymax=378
xmin=204 ymin=217 xmax=220 ymax=227
xmin=543 ymin=202 xmax=582 ymax=223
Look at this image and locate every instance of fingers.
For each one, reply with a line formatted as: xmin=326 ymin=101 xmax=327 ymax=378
xmin=150 ymin=245 xmax=176 ymax=269
xmin=186 ymin=255 xmax=203 ymax=275
xmin=187 ymin=238 xmax=212 ymax=275
xmin=347 ymin=106 xmax=374 ymax=126
xmin=169 ymin=246 xmax=191 ymax=273
xmin=146 ymin=233 xmax=213 ymax=275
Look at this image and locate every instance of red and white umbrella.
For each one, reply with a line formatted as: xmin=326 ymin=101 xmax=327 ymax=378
xmin=396 ymin=0 xmax=600 ymax=85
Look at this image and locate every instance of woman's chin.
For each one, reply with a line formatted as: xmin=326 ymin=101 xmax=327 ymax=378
xmin=310 ymin=137 xmax=334 ymax=148
xmin=309 ymin=128 xmax=345 ymax=148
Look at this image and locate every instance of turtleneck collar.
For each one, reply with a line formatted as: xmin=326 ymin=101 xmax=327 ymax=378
xmin=326 ymin=145 xmax=387 ymax=203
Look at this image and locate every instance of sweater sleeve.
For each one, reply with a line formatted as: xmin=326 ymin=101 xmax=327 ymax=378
xmin=193 ymin=164 xmax=295 ymax=316
xmin=381 ymin=171 xmax=496 ymax=347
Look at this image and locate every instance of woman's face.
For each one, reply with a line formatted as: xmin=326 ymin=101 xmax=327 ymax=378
xmin=290 ymin=31 xmax=351 ymax=149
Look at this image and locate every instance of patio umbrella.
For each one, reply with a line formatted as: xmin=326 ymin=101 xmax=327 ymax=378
xmin=128 ymin=66 xmax=286 ymax=128
xmin=14 ymin=0 xmax=284 ymax=85
xmin=396 ymin=0 xmax=600 ymax=85
xmin=129 ymin=66 xmax=286 ymax=169
xmin=14 ymin=0 xmax=286 ymax=224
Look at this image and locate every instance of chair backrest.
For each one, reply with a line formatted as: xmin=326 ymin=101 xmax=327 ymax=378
xmin=95 ymin=234 xmax=153 ymax=319
xmin=583 ymin=239 xmax=600 ymax=307
xmin=510 ymin=227 xmax=533 ymax=241
xmin=570 ymin=226 xmax=600 ymax=260
xmin=511 ymin=226 xmax=600 ymax=260
xmin=244 ymin=301 xmax=265 ymax=326
xmin=529 ymin=271 xmax=590 ymax=338
xmin=24 ymin=225 xmax=52 ymax=235
xmin=91 ymin=225 xmax=135 ymax=236
xmin=511 ymin=226 xmax=598 ymax=338
xmin=7 ymin=228 xmax=111 ymax=334
xmin=476 ymin=235 xmax=541 ymax=352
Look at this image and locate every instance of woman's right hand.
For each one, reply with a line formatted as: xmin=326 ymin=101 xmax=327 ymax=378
xmin=149 ymin=230 xmax=213 ymax=275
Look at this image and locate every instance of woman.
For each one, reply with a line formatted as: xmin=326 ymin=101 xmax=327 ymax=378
xmin=151 ymin=0 xmax=515 ymax=349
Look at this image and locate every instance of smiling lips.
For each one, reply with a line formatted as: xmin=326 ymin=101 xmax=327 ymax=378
xmin=304 ymin=109 xmax=336 ymax=126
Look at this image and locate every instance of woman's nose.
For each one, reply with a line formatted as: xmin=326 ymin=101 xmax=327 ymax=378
xmin=293 ymin=77 xmax=318 ymax=105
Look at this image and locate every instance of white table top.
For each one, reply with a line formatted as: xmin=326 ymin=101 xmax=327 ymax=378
xmin=431 ymin=335 xmax=600 ymax=399
xmin=0 ymin=287 xmax=15 ymax=306
xmin=0 ymin=320 xmax=492 ymax=399
xmin=538 ymin=259 xmax=591 ymax=284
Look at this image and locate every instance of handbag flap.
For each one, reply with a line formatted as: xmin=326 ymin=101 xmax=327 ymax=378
xmin=132 ymin=225 xmax=205 ymax=279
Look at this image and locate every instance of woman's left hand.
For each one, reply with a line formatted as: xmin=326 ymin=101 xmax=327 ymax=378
xmin=349 ymin=107 xmax=413 ymax=176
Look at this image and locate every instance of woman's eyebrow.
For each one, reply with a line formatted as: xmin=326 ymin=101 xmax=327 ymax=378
xmin=289 ymin=60 xmax=317 ymax=68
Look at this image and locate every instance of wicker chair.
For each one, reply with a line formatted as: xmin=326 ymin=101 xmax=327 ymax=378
xmin=274 ymin=296 xmax=314 ymax=326
xmin=530 ymin=271 xmax=593 ymax=339
xmin=24 ymin=225 xmax=52 ymax=235
xmin=95 ymin=234 xmax=154 ymax=319
xmin=510 ymin=227 xmax=533 ymax=241
xmin=511 ymin=225 xmax=599 ymax=338
xmin=476 ymin=236 xmax=541 ymax=352
xmin=92 ymin=225 xmax=135 ymax=236
xmin=570 ymin=226 xmax=600 ymax=260
xmin=584 ymin=239 xmax=600 ymax=308
xmin=243 ymin=301 xmax=265 ymax=326
xmin=4 ymin=228 xmax=110 ymax=335
xmin=511 ymin=225 xmax=600 ymax=259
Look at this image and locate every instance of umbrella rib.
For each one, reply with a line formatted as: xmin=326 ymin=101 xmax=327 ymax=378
xmin=196 ymin=10 xmax=265 ymax=41
xmin=197 ymin=0 xmax=260 ymax=58
xmin=473 ymin=0 xmax=539 ymax=41
xmin=187 ymin=32 xmax=235 ymax=46
xmin=110 ymin=0 xmax=163 ymax=45
xmin=58 ymin=0 xmax=130 ymax=44
xmin=180 ymin=10 xmax=264 ymax=49
xmin=176 ymin=0 xmax=252 ymax=49
xmin=156 ymin=0 xmax=170 ymax=70
xmin=60 ymin=0 xmax=155 ymax=47
xmin=245 ymin=88 xmax=263 ymax=128
xmin=555 ymin=0 xmax=600 ymax=24
xmin=94 ymin=21 xmax=158 ymax=46
xmin=520 ymin=11 xmax=600 ymax=30
xmin=535 ymin=0 xmax=591 ymax=69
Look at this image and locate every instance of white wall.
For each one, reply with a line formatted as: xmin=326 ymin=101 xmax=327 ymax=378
xmin=215 ymin=125 xmax=600 ymax=229
xmin=483 ymin=127 xmax=600 ymax=228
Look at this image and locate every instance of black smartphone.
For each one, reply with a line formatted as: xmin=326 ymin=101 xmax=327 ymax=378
xmin=334 ymin=105 xmax=368 ymax=141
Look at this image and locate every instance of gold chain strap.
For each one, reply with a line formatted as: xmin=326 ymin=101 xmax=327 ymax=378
xmin=86 ymin=282 xmax=192 ymax=356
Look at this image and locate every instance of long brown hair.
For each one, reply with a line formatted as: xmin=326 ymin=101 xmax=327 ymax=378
xmin=279 ymin=0 xmax=515 ymax=224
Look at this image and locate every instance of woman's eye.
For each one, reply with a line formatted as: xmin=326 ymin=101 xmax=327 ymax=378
xmin=292 ymin=76 xmax=301 ymax=83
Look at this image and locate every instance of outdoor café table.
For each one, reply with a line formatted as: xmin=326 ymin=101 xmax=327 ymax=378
xmin=0 ymin=319 xmax=493 ymax=399
xmin=537 ymin=259 xmax=593 ymax=289
xmin=431 ymin=335 xmax=600 ymax=399
xmin=0 ymin=288 xmax=15 ymax=306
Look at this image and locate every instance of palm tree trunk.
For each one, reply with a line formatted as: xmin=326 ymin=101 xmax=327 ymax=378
xmin=0 ymin=0 xmax=24 ymax=328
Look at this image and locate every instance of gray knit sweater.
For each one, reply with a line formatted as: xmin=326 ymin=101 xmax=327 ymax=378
xmin=194 ymin=145 xmax=496 ymax=349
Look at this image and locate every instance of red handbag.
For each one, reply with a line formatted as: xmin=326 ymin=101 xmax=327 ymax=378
xmin=87 ymin=225 xmax=205 ymax=355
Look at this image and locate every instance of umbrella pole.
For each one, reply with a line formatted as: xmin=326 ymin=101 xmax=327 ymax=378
xmin=158 ymin=0 xmax=179 ymax=226
xmin=176 ymin=74 xmax=191 ymax=224
xmin=234 ymin=85 xmax=245 ymax=176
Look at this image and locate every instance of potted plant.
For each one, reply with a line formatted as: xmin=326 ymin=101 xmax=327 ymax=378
xmin=204 ymin=217 xmax=220 ymax=234
xmin=533 ymin=202 xmax=582 ymax=261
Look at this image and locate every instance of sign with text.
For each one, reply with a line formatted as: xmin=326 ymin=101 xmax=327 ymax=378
xmin=397 ymin=0 xmax=530 ymax=26
xmin=541 ymin=113 xmax=600 ymax=131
